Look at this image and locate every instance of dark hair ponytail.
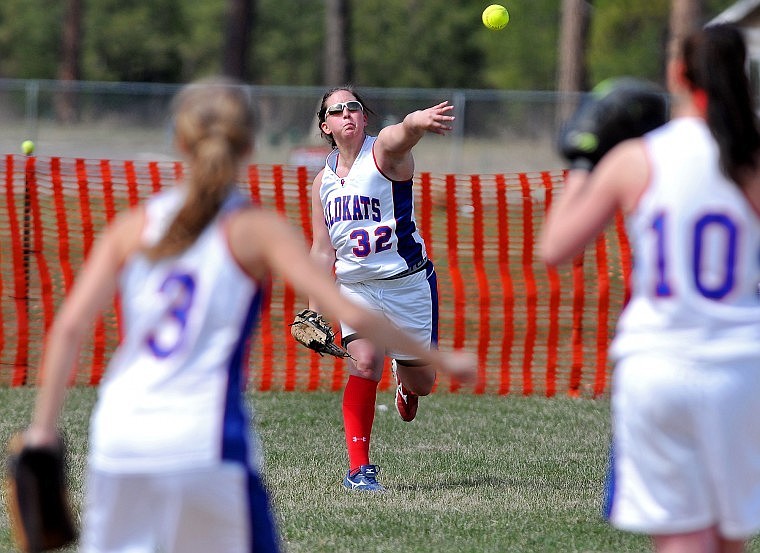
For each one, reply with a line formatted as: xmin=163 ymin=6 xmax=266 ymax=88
xmin=682 ymin=24 xmax=760 ymax=187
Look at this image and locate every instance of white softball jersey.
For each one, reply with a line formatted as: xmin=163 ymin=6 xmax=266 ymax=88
xmin=88 ymin=186 xmax=265 ymax=474
xmin=320 ymin=135 xmax=428 ymax=283
xmin=610 ymin=116 xmax=760 ymax=362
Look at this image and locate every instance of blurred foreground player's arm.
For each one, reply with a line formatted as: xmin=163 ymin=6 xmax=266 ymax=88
xmin=542 ymin=77 xmax=668 ymax=265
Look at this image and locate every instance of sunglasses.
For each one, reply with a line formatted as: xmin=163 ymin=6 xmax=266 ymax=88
xmin=325 ymin=100 xmax=364 ymax=116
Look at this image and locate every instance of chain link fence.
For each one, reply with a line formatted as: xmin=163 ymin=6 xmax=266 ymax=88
xmin=0 ymin=79 xmax=575 ymax=174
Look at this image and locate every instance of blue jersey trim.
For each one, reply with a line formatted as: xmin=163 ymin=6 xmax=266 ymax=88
xmin=246 ymin=469 xmax=281 ymax=553
xmin=221 ymin=287 xmax=264 ymax=464
xmin=391 ymin=180 xmax=424 ymax=269
xmin=602 ymin=444 xmax=615 ymax=521
xmin=426 ymin=260 xmax=439 ymax=345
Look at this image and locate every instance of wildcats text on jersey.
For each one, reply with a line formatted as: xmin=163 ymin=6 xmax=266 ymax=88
xmin=323 ymin=194 xmax=382 ymax=229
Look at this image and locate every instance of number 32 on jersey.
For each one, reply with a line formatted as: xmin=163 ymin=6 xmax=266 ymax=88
xmin=350 ymin=225 xmax=394 ymax=257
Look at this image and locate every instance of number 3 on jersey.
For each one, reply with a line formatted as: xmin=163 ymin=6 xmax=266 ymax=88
xmin=146 ymin=271 xmax=196 ymax=358
xmin=350 ymin=225 xmax=393 ymax=257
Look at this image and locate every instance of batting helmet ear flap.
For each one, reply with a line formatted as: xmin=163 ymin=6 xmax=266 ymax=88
xmin=557 ymin=77 xmax=670 ymax=171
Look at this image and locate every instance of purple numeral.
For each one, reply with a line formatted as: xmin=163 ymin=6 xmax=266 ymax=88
xmin=350 ymin=229 xmax=372 ymax=257
xmin=651 ymin=212 xmax=672 ymax=297
xmin=693 ymin=214 xmax=736 ymax=299
xmin=147 ymin=271 xmax=196 ymax=358
xmin=375 ymin=226 xmax=393 ymax=252
xmin=651 ymin=212 xmax=737 ymax=300
xmin=350 ymin=226 xmax=395 ymax=257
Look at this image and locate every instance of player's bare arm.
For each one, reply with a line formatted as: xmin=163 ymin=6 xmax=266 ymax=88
xmin=540 ymin=139 xmax=649 ymax=266
xmin=375 ymin=101 xmax=455 ymax=181
xmin=27 ymin=209 xmax=144 ymax=447
xmin=238 ymin=211 xmax=475 ymax=381
xmin=308 ymin=170 xmax=337 ymax=311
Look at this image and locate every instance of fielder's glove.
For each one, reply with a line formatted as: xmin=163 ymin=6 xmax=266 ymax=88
xmin=4 ymin=432 xmax=78 ymax=553
xmin=558 ymin=77 xmax=669 ymax=171
xmin=290 ymin=309 xmax=354 ymax=359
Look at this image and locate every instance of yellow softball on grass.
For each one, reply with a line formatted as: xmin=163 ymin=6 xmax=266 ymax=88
xmin=482 ymin=4 xmax=509 ymax=31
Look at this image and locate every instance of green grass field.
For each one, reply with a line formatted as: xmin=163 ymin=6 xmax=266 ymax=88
xmin=2 ymin=388 xmax=759 ymax=553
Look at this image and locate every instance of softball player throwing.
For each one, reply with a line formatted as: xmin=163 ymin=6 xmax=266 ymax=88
xmin=310 ymin=86 xmax=455 ymax=491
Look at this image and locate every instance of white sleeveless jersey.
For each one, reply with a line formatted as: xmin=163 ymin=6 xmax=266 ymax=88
xmin=89 ymin=187 xmax=264 ymax=473
xmin=320 ymin=135 xmax=427 ymax=282
xmin=610 ymin=117 xmax=760 ymax=362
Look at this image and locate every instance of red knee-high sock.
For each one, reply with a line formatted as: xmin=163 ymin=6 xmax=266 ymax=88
xmin=342 ymin=375 xmax=378 ymax=471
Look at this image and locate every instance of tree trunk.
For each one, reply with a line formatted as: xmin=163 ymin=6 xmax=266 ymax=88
xmin=222 ymin=0 xmax=255 ymax=79
xmin=56 ymin=0 xmax=82 ymax=123
xmin=557 ymin=0 xmax=591 ymax=124
xmin=669 ymin=0 xmax=702 ymax=58
xmin=324 ymin=0 xmax=352 ymax=86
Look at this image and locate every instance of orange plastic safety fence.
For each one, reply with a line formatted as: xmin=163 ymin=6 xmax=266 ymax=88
xmin=0 ymin=155 xmax=631 ymax=396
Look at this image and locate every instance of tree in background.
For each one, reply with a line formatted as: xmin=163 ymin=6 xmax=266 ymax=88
xmin=324 ymin=0 xmax=352 ymax=86
xmin=587 ymin=0 xmax=723 ymax=86
xmin=58 ymin=0 xmax=82 ymax=84
xmin=250 ymin=0 xmax=323 ymax=84
xmin=478 ymin=0 xmax=561 ymax=90
xmin=588 ymin=0 xmax=671 ymax=85
xmin=352 ymin=0 xmax=490 ymax=88
xmin=669 ymin=0 xmax=703 ymax=57
xmin=0 ymin=0 xmax=61 ymax=78
xmin=557 ymin=0 xmax=591 ymax=123
xmin=0 ymin=0 xmax=736 ymax=89
xmin=55 ymin=0 xmax=82 ymax=123
xmin=85 ymin=0 xmax=187 ymax=82
xmin=222 ymin=0 xmax=255 ymax=79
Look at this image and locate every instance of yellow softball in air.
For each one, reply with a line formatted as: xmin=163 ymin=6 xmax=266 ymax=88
xmin=482 ymin=4 xmax=510 ymax=31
